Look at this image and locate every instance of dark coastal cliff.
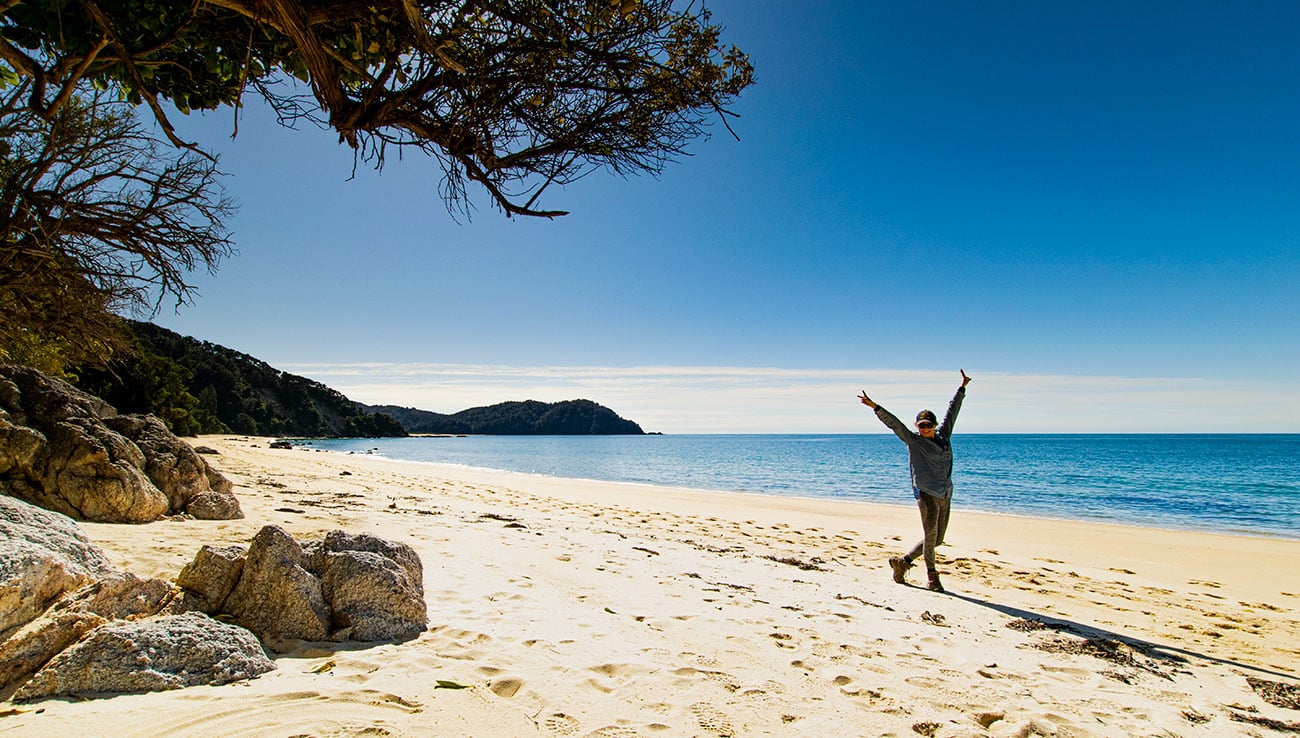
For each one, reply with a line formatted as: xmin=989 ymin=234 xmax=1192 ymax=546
xmin=366 ymin=400 xmax=645 ymax=435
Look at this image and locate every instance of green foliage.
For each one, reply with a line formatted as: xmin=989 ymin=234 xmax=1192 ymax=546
xmin=0 ymin=295 xmax=125 ymax=378
xmin=74 ymin=321 xmax=406 ymax=438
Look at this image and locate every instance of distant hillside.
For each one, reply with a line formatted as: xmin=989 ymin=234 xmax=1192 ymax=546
xmin=368 ymin=399 xmax=645 ymax=435
xmin=75 ymin=322 xmax=406 ymax=438
xmin=71 ymin=322 xmax=645 ymax=438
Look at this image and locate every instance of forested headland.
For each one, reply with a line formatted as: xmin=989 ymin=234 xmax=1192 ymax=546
xmin=369 ymin=400 xmax=645 ymax=436
xmin=74 ymin=322 xmax=407 ymax=438
xmin=73 ymin=323 xmax=645 ymax=438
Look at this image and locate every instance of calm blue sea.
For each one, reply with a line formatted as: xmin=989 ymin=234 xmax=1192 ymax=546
xmin=302 ymin=434 xmax=1300 ymax=539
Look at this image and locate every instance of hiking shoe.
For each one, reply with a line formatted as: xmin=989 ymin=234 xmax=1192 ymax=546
xmin=927 ymin=571 xmax=945 ymax=593
xmin=889 ymin=556 xmax=912 ymax=584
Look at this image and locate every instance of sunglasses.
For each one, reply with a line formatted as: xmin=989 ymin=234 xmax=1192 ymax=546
xmin=917 ymin=421 xmax=936 ymax=429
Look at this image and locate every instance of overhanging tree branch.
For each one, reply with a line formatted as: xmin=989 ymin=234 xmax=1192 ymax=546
xmin=1 ymin=0 xmax=753 ymax=217
xmin=1 ymin=87 xmax=235 ymax=368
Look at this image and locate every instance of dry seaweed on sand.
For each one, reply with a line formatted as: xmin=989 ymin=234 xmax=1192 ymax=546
xmin=477 ymin=512 xmax=517 ymax=521
xmin=1031 ymin=635 xmax=1182 ymax=680
xmin=1226 ymin=705 xmax=1300 ymax=733
xmin=762 ymin=554 xmax=828 ymax=571
xmin=1005 ymin=617 xmax=1075 ymax=633
xmin=1038 ymin=636 xmax=1140 ymax=664
xmin=1248 ymin=677 xmax=1300 ymax=710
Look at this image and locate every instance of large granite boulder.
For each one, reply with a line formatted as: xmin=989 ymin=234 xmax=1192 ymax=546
xmin=176 ymin=544 xmax=246 ymax=613
xmin=0 ymin=494 xmax=118 ymax=635
xmin=182 ymin=526 xmax=427 ymax=646
xmin=0 ymin=365 xmax=240 ymax=522
xmin=222 ymin=526 xmax=333 ymax=644
xmin=307 ymin=531 xmax=426 ymax=642
xmin=1 ymin=520 xmax=422 ymax=701
xmin=0 ymin=572 xmax=187 ymax=698
xmin=13 ymin=612 xmax=274 ymax=700
xmin=103 ymin=414 xmax=242 ymax=520
xmin=54 ymin=570 xmax=188 ymax=620
xmin=0 ymin=610 xmax=103 ymax=700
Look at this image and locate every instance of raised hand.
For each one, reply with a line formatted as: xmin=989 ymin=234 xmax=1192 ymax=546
xmin=960 ymin=369 xmax=972 ymax=388
xmin=858 ymin=390 xmax=877 ymax=409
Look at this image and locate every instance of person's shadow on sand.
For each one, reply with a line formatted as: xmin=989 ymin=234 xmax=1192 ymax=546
xmin=945 ymin=591 xmax=1295 ymax=682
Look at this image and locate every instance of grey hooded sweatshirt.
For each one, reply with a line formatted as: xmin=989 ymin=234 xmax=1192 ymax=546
xmin=874 ymin=386 xmax=966 ymax=499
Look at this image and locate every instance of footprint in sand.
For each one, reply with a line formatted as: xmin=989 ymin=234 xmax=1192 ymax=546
xmin=769 ymin=632 xmax=795 ymax=649
xmin=689 ymin=703 xmax=735 ymax=737
xmin=585 ymin=726 xmax=642 ymax=737
xmin=542 ymin=712 xmax=582 ymax=736
xmin=905 ymin=675 xmax=943 ymax=689
xmin=490 ymin=677 xmax=524 ymax=698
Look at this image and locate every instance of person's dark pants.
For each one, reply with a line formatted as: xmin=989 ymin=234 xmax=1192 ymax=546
xmin=904 ymin=492 xmax=951 ymax=572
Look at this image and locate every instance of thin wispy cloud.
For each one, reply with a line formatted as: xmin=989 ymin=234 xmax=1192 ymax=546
xmin=280 ymin=363 xmax=1298 ymax=434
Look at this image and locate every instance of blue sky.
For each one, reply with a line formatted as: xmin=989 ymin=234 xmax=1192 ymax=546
xmin=157 ymin=1 xmax=1300 ymax=433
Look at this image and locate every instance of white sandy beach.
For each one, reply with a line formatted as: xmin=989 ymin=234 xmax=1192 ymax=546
xmin=3 ymin=435 xmax=1297 ymax=737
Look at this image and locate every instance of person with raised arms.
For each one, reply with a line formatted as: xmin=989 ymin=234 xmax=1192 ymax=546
xmin=858 ymin=370 xmax=972 ymax=592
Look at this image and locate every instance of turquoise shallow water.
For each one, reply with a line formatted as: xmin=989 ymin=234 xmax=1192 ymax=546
xmin=303 ymin=434 xmax=1300 ymax=539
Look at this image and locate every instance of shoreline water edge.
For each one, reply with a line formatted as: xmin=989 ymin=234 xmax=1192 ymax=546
xmin=299 ymin=434 xmax=1300 ymax=541
xmin=6 ymin=435 xmax=1297 ymax=737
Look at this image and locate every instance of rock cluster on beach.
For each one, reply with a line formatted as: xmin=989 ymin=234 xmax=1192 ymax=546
xmin=180 ymin=525 xmax=428 ymax=645
xmin=0 ymin=365 xmax=241 ymax=523
xmin=0 ymin=493 xmax=427 ymax=701
xmin=0 ymin=367 xmax=428 ymax=702
xmin=0 ymin=495 xmax=262 ymax=700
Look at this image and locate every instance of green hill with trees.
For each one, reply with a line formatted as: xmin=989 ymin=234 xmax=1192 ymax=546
xmin=368 ymin=400 xmax=645 ymax=435
xmin=70 ymin=322 xmax=645 ymax=438
xmin=75 ymin=322 xmax=406 ymax=438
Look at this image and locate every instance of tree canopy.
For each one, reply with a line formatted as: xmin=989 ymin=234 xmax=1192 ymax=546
xmin=0 ymin=84 xmax=233 ymax=372
xmin=1 ymin=0 xmax=754 ymax=217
